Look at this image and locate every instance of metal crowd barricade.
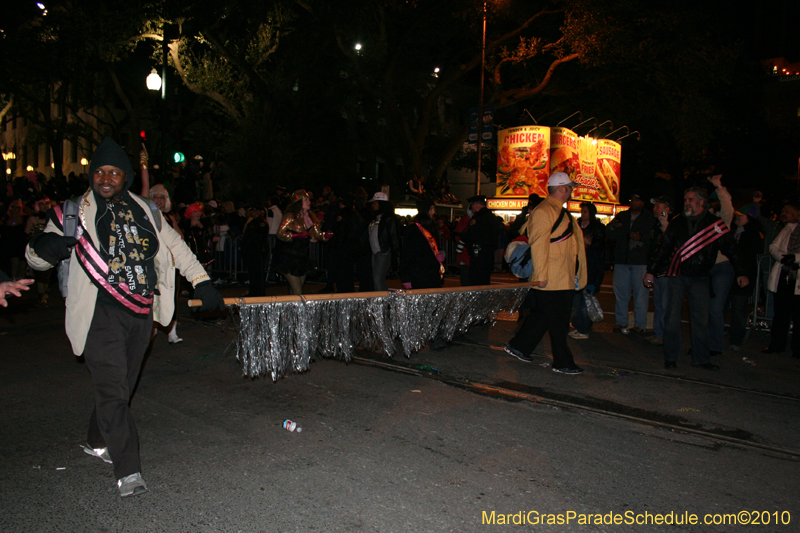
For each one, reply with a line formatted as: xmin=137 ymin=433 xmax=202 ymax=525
xmin=209 ymin=235 xmax=328 ymax=285
xmin=747 ymin=253 xmax=774 ymax=339
xmin=210 ymin=234 xmax=246 ymax=282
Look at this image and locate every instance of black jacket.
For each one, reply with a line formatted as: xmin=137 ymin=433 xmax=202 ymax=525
xmin=730 ymin=220 xmax=764 ymax=295
xmin=648 ymin=210 xmax=744 ymax=278
xmin=463 ymin=207 xmax=502 ymax=254
xmin=399 ymin=223 xmax=442 ymax=289
xmin=375 ymin=212 xmax=400 ymax=254
xmin=606 ymin=208 xmax=655 ymax=265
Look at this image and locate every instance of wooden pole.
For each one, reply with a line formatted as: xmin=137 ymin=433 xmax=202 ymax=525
xmin=187 ymin=281 xmax=540 ymax=308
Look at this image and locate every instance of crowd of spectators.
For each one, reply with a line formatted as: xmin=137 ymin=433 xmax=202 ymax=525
xmin=2 ymin=164 xmax=798 ymax=364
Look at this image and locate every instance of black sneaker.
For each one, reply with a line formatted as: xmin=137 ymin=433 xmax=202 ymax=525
xmin=553 ymin=365 xmax=584 ymax=375
xmin=504 ymin=344 xmax=533 ymax=363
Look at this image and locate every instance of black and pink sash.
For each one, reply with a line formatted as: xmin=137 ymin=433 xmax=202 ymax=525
xmin=53 ymin=203 xmax=153 ymax=315
xmin=667 ymin=218 xmax=729 ymax=276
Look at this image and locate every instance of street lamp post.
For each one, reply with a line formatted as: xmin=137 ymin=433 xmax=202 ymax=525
xmin=475 ymin=2 xmax=487 ymax=196
xmin=146 ymin=27 xmax=170 ymax=179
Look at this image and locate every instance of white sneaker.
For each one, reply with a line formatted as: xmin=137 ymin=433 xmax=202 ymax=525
xmin=118 ymin=472 xmax=148 ymax=497
xmin=82 ymin=444 xmax=112 ymax=464
xmin=568 ymin=330 xmax=589 ymax=340
xmin=168 ymin=333 xmax=184 ymax=344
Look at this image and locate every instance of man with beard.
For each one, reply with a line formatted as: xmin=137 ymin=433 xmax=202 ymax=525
xmin=25 ymin=137 xmax=224 ymax=497
xmin=645 ymin=187 xmax=748 ymax=370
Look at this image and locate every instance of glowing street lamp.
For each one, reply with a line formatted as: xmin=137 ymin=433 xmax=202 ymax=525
xmin=146 ymin=69 xmax=162 ymax=91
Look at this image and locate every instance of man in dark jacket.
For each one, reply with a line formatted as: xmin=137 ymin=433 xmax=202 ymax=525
xmin=462 ymin=195 xmax=503 ymax=286
xmin=643 ymin=196 xmax=673 ymax=346
xmin=606 ymin=192 xmax=655 ymax=335
xmin=645 ymin=187 xmax=749 ymax=370
xmin=329 ymin=193 xmax=363 ymax=293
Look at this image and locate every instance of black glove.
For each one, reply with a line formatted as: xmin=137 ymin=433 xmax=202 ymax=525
xmin=192 ymin=280 xmax=226 ymax=312
xmin=31 ymin=232 xmax=77 ymax=265
xmin=781 ymin=254 xmax=796 ymax=266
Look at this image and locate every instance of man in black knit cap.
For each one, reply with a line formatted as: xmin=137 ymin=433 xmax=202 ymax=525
xmin=26 ymin=137 xmax=224 ymax=497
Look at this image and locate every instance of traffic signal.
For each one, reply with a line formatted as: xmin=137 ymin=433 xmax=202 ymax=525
xmin=173 ymin=152 xmax=185 ymax=163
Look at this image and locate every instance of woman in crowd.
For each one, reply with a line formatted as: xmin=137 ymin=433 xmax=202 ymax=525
xmin=407 ymin=174 xmax=425 ymax=198
xmin=180 ymin=202 xmax=213 ymax=267
xmin=367 ymin=192 xmax=400 ymax=291
xmin=150 ymin=184 xmax=184 ymax=343
xmin=400 ymin=198 xmax=445 ymax=290
xmin=274 ymin=190 xmax=330 ymax=295
xmin=400 ymin=198 xmax=447 ymax=349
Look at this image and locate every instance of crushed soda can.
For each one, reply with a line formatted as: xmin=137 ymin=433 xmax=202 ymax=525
xmin=282 ymin=419 xmax=302 ymax=432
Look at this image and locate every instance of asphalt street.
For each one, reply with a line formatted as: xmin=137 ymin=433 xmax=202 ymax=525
xmin=1 ymin=275 xmax=799 ymax=533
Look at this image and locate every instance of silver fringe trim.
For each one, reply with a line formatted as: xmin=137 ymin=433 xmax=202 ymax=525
xmin=236 ymin=287 xmax=530 ymax=381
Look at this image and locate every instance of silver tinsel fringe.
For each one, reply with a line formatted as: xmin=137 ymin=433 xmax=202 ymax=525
xmin=236 ymin=287 xmax=530 ymax=381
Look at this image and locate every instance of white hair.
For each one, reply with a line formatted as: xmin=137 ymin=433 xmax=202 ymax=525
xmin=149 ymin=184 xmax=172 ymax=213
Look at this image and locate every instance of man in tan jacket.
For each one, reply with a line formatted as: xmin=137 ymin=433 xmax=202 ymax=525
xmin=26 ymin=137 xmax=224 ymax=497
xmin=504 ymin=172 xmax=587 ymax=374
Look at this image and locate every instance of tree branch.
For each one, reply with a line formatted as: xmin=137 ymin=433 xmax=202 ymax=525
xmin=495 ymin=52 xmax=579 ymax=107
xmin=168 ymin=40 xmax=244 ymax=121
xmin=0 ymin=95 xmax=13 ymax=123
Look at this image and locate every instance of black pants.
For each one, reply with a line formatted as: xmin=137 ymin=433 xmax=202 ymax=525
xmin=508 ymin=289 xmax=576 ymax=369
xmin=769 ymin=276 xmax=800 ymax=355
xmin=84 ymin=301 xmax=153 ymax=480
xmin=468 ymin=252 xmax=493 ymax=286
xmin=245 ymin=255 xmax=266 ymax=297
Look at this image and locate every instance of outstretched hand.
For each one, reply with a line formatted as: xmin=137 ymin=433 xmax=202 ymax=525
xmin=0 ymin=279 xmax=34 ymax=307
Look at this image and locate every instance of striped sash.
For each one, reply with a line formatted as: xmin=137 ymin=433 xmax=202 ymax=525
xmin=53 ymin=204 xmax=154 ymax=315
xmin=667 ymin=218 xmax=729 ymax=276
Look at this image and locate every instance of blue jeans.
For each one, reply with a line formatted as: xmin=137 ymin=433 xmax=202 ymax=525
xmin=708 ymin=261 xmax=735 ymax=351
xmin=571 ymin=290 xmax=592 ymax=334
xmin=372 ymin=251 xmax=392 ymax=291
xmin=664 ymin=275 xmax=711 ymax=365
xmin=613 ymin=264 xmax=649 ymax=328
xmin=652 ymin=276 xmax=669 ymax=339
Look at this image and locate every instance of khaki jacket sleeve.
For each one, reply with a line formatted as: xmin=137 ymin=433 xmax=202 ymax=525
xmin=158 ymin=211 xmax=210 ymax=288
xmin=527 ymin=206 xmax=552 ymax=283
xmin=574 ymin=218 xmax=588 ymax=289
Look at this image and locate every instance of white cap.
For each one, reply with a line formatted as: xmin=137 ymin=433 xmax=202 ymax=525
xmin=369 ymin=192 xmax=389 ymax=202
xmin=547 ymin=171 xmax=578 ymax=187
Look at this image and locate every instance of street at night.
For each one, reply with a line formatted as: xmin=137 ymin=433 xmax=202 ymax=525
xmin=2 ymin=277 xmax=798 ymax=532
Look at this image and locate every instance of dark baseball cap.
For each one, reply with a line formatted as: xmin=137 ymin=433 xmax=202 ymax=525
xmin=651 ymin=196 xmax=671 ymax=208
